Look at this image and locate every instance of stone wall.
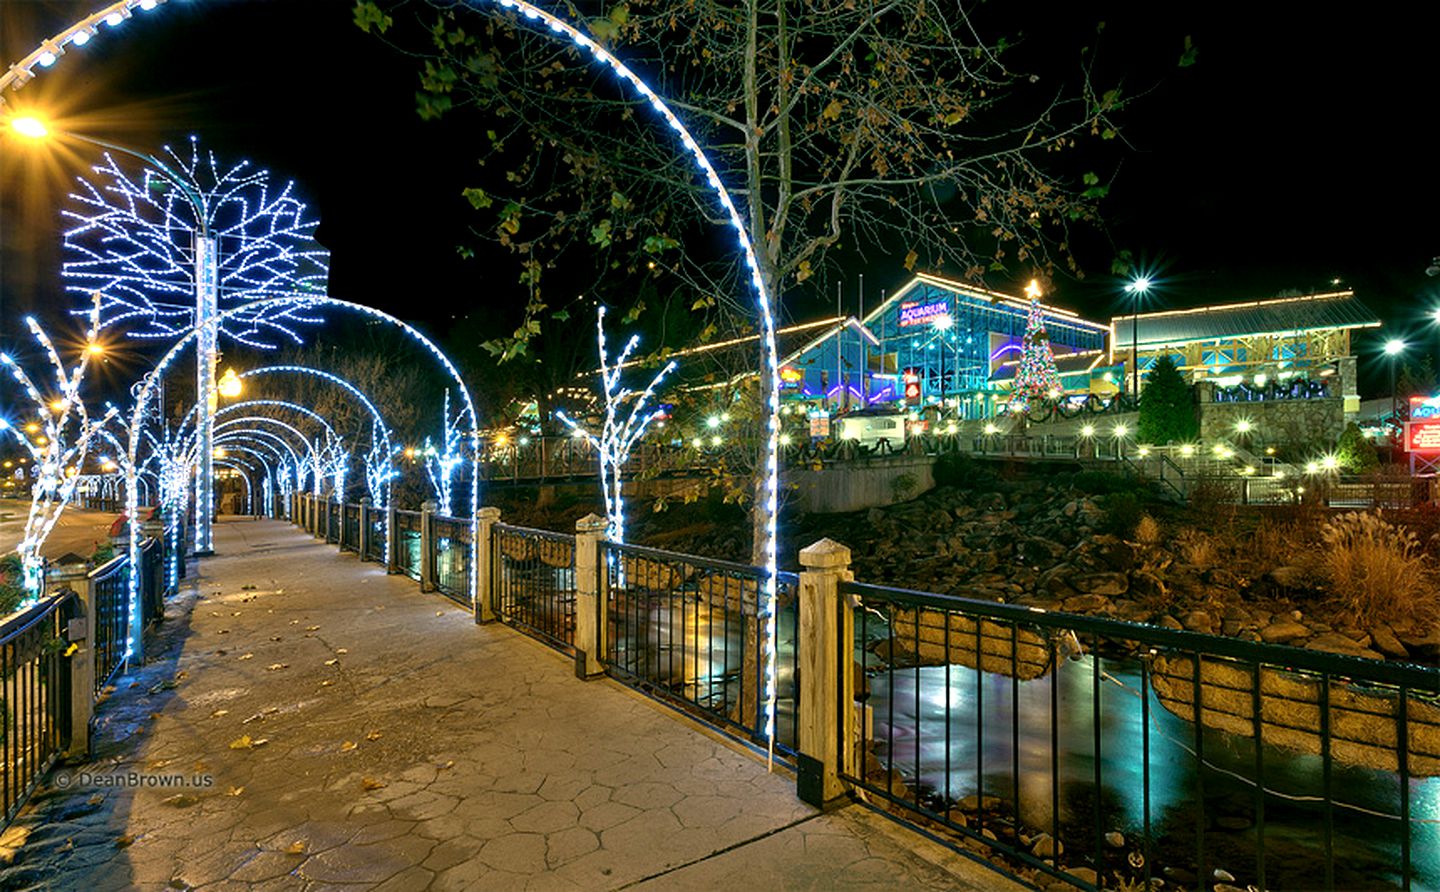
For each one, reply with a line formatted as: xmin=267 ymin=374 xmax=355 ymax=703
xmin=1200 ymin=397 xmax=1344 ymax=446
xmin=788 ymin=455 xmax=935 ymax=514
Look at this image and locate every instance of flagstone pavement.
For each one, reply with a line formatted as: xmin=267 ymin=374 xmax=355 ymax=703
xmin=0 ymin=517 xmax=1023 ymax=891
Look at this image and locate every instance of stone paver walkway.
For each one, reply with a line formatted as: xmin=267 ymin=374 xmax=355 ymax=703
xmin=1 ymin=518 xmax=1021 ymax=891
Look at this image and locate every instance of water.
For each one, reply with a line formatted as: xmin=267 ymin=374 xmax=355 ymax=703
xmin=868 ymin=657 xmax=1440 ymax=891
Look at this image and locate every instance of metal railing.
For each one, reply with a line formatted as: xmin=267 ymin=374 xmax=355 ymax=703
xmin=491 ymin=524 xmax=575 ymax=653
xmin=325 ymin=501 xmax=340 ymax=544
xmin=394 ymin=510 xmax=422 ymax=580
xmin=2 ymin=593 xmax=74 ymax=828
xmin=838 ymin=579 xmax=1440 ymax=892
xmin=139 ymin=537 xmax=164 ymax=627
xmin=341 ymin=503 xmax=361 ymax=553
xmin=430 ymin=514 xmax=472 ymax=605
xmin=89 ymin=556 xmax=129 ymax=695
xmin=600 ymin=542 xmax=800 ymax=758
xmin=363 ymin=506 xmax=385 ymax=564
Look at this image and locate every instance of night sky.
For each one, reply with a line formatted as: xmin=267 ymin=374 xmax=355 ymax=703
xmin=2 ymin=0 xmax=1438 ymax=392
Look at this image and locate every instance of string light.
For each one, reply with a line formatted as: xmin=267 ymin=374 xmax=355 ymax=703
xmin=555 ymin=306 xmax=676 ymax=544
xmin=424 ymin=391 xmax=465 ymax=517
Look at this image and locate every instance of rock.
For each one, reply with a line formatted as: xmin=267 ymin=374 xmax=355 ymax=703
xmin=1163 ymin=865 xmax=1197 ymax=885
xmin=1395 ymin=625 xmax=1440 ymax=661
xmin=1129 ymin=570 xmax=1167 ymax=599
xmin=1068 ymin=867 xmax=1098 ymax=886
xmin=1105 ymin=830 xmax=1125 ymax=848
xmin=1222 ymin=604 xmax=1253 ymax=625
xmin=955 ymin=794 xmax=1002 ymax=811
xmin=1268 ymin=565 xmax=1309 ymax=589
xmin=1258 ymin=621 xmax=1309 ymax=644
xmin=1095 ymin=538 xmax=1136 ymax=571
xmin=1180 ymin=609 xmax=1214 ymax=634
xmin=1071 ymin=572 xmax=1129 ymax=596
xmin=1365 ymin=625 xmax=1411 ymax=659
xmin=1157 ymin=614 xmax=1184 ymax=631
xmin=1213 ymin=868 xmax=1236 ymax=883
xmin=1306 ymin=632 xmax=1383 ymax=660
xmin=1030 ymin=832 xmax=1063 ymax=858
xmin=1113 ymin=601 xmax=1153 ymax=624
xmin=1061 ymin=593 xmax=1112 ymax=613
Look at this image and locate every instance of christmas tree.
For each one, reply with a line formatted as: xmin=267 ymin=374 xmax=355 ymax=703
xmin=1011 ymin=288 xmax=1064 ymax=407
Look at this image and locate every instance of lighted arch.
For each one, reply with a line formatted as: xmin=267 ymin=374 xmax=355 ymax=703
xmin=17 ymin=0 xmax=785 ymax=749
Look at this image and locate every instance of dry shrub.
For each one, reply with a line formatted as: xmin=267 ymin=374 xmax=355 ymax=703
xmin=1133 ymin=514 xmax=1162 ymax=546
xmin=1176 ymin=530 xmax=1219 ymax=569
xmin=1320 ymin=511 xmax=1438 ymax=626
xmin=1253 ymin=518 xmax=1307 ymax=567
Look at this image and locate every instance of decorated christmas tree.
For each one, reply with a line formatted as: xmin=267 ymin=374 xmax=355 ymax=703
xmin=1011 ymin=283 xmax=1064 ymax=407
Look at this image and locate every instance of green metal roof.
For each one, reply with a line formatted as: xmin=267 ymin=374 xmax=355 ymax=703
xmin=1114 ymin=291 xmax=1380 ymax=349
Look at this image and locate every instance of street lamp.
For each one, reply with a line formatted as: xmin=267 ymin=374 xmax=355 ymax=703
xmin=1123 ymin=277 xmax=1151 ymax=400
xmin=10 ymin=113 xmax=221 ymax=556
xmin=1384 ymin=337 xmax=1406 ymax=430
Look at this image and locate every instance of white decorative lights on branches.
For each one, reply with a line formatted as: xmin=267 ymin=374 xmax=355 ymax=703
xmin=556 ymin=307 xmax=676 ymax=546
xmin=423 ymin=391 xmax=465 ymax=517
xmin=0 ymin=301 xmax=119 ymax=596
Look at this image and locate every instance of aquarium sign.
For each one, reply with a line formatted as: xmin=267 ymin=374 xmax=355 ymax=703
xmin=1405 ymin=420 xmax=1440 ymax=452
xmin=898 ymin=300 xmax=950 ymax=327
xmin=779 ymin=366 xmax=804 ymax=389
xmin=1410 ymin=394 xmax=1440 ymax=420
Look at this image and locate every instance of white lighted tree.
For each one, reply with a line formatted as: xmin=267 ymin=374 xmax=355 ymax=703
xmin=0 ymin=308 xmax=119 ymax=595
xmin=423 ymin=390 xmax=464 ymax=516
xmin=556 ymin=307 xmax=676 ymax=544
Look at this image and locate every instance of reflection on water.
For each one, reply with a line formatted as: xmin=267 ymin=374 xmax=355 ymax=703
xmin=607 ymin=591 xmax=797 ymax=750
xmin=868 ymin=657 xmax=1440 ymax=891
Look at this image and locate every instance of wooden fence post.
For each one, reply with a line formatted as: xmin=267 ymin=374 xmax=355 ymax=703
xmin=796 ymin=538 xmax=855 ymax=806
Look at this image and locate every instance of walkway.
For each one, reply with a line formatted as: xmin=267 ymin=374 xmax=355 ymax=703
xmin=0 ymin=518 xmax=1021 ymax=891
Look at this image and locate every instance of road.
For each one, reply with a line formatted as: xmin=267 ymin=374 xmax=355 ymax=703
xmin=0 ymin=498 xmax=119 ymax=562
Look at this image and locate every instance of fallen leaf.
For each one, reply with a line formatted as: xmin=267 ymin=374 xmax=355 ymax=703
xmin=365 ymin=731 xmax=382 ymax=741
xmin=324 ymin=659 xmax=339 ymax=667
xmin=175 ymin=671 xmax=189 ymax=680
xmin=192 ymin=761 xmax=207 ymax=772
xmin=148 ymin=759 xmax=172 ymax=770
xmin=361 ymin=777 xmax=387 ymax=791
xmin=227 ymin=786 xmax=245 ymax=797
xmin=217 ymin=629 xmax=230 ymax=635
xmin=285 ymin=841 xmax=306 ymax=855
xmin=229 ymin=735 xmax=255 ymax=750
xmin=211 ymin=709 xmax=229 ymax=718
xmin=435 ymin=611 xmax=443 ymax=617
xmin=115 ymin=835 xmax=134 ymax=849
xmin=209 ymin=612 xmax=221 ymax=617
xmin=440 ymin=760 xmax=455 ymax=770
xmin=289 ymin=620 xmax=299 ymax=625
xmin=252 ymin=738 xmax=270 ymax=747
xmin=266 ymin=663 xmax=288 ymax=671
xmin=320 ymin=680 xmax=335 ymax=687
xmin=340 ymin=741 xmax=358 ymax=752
xmin=242 ymin=584 xmax=258 ymax=591
xmin=231 ymin=611 xmax=242 ymax=617
xmin=335 ymin=648 xmax=348 ymax=655
xmin=88 ymin=794 xmax=104 ymax=805
xmin=270 ymin=636 xmax=283 ymax=642
xmin=239 ymin=654 xmax=254 ymax=661
xmin=306 ymin=625 xmax=320 ymax=632
xmin=161 ymin=794 xmax=198 ymax=808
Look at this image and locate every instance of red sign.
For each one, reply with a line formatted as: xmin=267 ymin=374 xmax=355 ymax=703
xmin=1405 ymin=420 xmax=1440 ymax=453
xmin=903 ymin=369 xmax=921 ymax=403
xmin=779 ymin=366 xmax=804 ymax=384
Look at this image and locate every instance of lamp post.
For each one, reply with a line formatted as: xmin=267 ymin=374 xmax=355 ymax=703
xmin=1124 ymin=277 xmax=1151 ymax=400
xmin=1384 ymin=337 xmax=1406 ymax=432
xmin=9 ymin=115 xmax=220 ymax=555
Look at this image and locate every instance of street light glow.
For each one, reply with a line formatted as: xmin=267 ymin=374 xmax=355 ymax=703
xmin=932 ymin=313 xmax=954 ymax=331
xmin=1125 ymin=276 xmax=1152 ymax=295
xmin=217 ymin=368 xmax=243 ymax=398
xmin=1384 ymin=338 xmax=1406 ymax=356
xmin=10 ymin=116 xmax=49 ymax=139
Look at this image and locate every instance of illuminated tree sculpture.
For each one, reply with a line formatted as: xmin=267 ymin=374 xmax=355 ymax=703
xmin=0 ymin=310 xmax=119 ymax=595
xmin=1011 ymin=284 xmax=1064 ymax=408
xmin=62 ymin=135 xmax=330 ymax=555
xmin=423 ymin=390 xmax=464 ymax=516
xmin=556 ymin=307 xmax=676 ymax=544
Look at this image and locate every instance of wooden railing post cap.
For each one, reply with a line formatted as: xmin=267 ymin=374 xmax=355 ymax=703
xmin=478 ymin=506 xmax=501 ymax=522
xmin=799 ymin=538 xmax=851 ymax=569
xmin=576 ymin=514 xmax=606 ymax=534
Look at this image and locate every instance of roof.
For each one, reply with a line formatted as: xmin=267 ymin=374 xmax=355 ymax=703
xmin=1111 ymin=290 xmax=1381 ymax=349
xmin=864 ymin=272 xmax=1111 ymax=334
xmin=989 ymin=349 xmax=1107 ymax=382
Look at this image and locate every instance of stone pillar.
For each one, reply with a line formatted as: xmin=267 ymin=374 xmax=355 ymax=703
xmin=573 ymin=514 xmax=607 ymax=679
xmin=796 ymin=538 xmax=856 ymax=806
xmin=386 ymin=502 xmax=399 ymax=574
xmin=47 ymin=560 xmax=95 ymax=760
xmin=475 ymin=507 xmax=502 ymax=624
xmin=358 ymin=497 xmax=370 ymax=559
xmin=419 ymin=501 xmax=436 ymax=592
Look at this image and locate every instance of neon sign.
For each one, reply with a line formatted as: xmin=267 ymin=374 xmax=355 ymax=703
xmin=1405 ymin=420 xmax=1440 ymax=453
xmin=898 ymin=300 xmax=950 ymax=327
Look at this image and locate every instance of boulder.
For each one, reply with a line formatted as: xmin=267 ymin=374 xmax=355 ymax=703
xmin=1129 ymin=570 xmax=1167 ymax=599
xmin=1062 ymin=593 xmax=1112 ymax=613
xmin=1030 ymin=832 xmax=1063 ymax=858
xmin=1258 ymin=620 xmax=1310 ymax=644
xmin=1267 ymin=565 xmax=1309 ymax=589
xmin=1305 ymin=632 xmax=1383 ymax=660
xmin=1180 ymin=609 xmax=1214 ymax=634
xmin=1070 ymin=572 xmax=1129 ymax=596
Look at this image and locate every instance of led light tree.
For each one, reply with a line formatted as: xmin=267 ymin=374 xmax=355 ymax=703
xmin=0 ymin=311 xmax=119 ymax=596
xmin=62 ymin=136 xmax=330 ymax=555
xmin=423 ymin=391 xmax=464 ymax=516
xmin=556 ymin=307 xmax=676 ymax=544
xmin=1010 ymin=284 xmax=1064 ymax=409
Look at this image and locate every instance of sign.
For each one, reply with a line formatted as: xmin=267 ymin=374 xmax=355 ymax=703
xmin=1405 ymin=420 xmax=1440 ymax=453
xmin=1411 ymin=395 xmax=1440 ymax=420
xmin=903 ymin=368 xmax=922 ymax=403
xmin=898 ymin=300 xmax=950 ymax=328
xmin=779 ymin=366 xmax=804 ymax=390
xmin=808 ymin=410 xmax=830 ymax=439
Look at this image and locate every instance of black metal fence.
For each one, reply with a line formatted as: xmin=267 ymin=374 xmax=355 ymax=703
xmin=838 ymin=579 xmax=1440 ymax=892
xmin=139 ymin=537 xmax=164 ymax=627
xmin=363 ymin=506 xmax=385 ymax=564
xmin=325 ymin=501 xmax=340 ymax=544
xmin=430 ymin=514 xmax=472 ymax=605
xmin=342 ymin=503 xmax=361 ymax=553
xmin=600 ymin=542 xmax=800 ymax=758
xmin=1 ymin=593 xmax=74 ymax=828
xmin=492 ymin=524 xmax=575 ymax=653
xmin=394 ymin=510 xmax=422 ymax=580
xmin=89 ymin=556 xmax=129 ymax=696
